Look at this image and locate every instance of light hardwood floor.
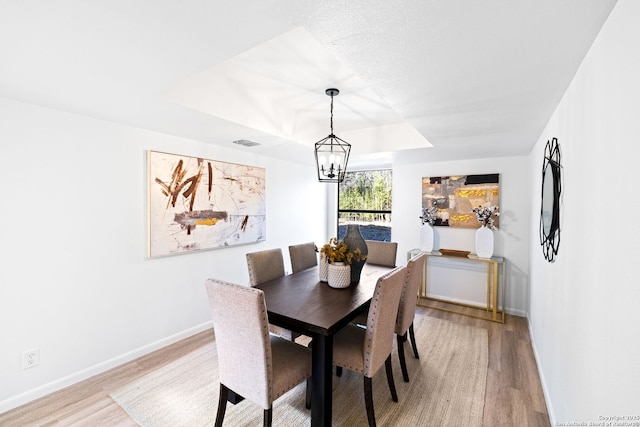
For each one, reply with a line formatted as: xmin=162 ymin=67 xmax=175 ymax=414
xmin=0 ymin=306 xmax=550 ymax=426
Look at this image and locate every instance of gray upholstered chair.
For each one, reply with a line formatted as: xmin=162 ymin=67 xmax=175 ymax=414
xmin=246 ymin=248 xmax=286 ymax=286
xmin=332 ymin=266 xmax=406 ymax=427
xmin=365 ymin=240 xmax=398 ymax=267
xmin=246 ymin=248 xmax=298 ymax=341
xmin=395 ymin=253 xmax=427 ymax=382
xmin=351 ymin=253 xmax=427 ymax=382
xmin=205 ymin=279 xmax=312 ymax=427
xmin=288 ymin=242 xmax=318 ymax=273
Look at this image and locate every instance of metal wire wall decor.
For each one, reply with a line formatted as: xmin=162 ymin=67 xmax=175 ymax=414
xmin=539 ymin=137 xmax=562 ymax=262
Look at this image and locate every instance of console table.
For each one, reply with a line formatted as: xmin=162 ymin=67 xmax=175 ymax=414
xmin=408 ymin=249 xmax=506 ymax=323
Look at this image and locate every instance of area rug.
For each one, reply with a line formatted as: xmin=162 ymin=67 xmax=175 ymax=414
xmin=110 ymin=315 xmax=488 ymax=426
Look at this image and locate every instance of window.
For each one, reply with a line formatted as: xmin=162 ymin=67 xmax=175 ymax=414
xmin=337 ymin=169 xmax=392 ymax=241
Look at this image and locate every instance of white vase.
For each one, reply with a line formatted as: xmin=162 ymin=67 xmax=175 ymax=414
xmin=319 ymin=253 xmax=329 ymax=282
xmin=419 ymin=223 xmax=434 ymax=253
xmin=328 ymin=262 xmax=351 ymax=288
xmin=475 ymin=226 xmax=494 ymax=259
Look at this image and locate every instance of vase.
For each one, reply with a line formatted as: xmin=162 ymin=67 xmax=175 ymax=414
xmin=319 ymin=253 xmax=329 ymax=282
xmin=475 ymin=226 xmax=494 ymax=259
xmin=328 ymin=262 xmax=351 ymax=288
xmin=419 ymin=223 xmax=434 ymax=253
xmin=342 ymin=224 xmax=368 ymax=283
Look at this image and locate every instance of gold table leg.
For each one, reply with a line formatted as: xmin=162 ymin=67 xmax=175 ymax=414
xmin=492 ymin=261 xmax=498 ymax=321
xmin=485 ymin=262 xmax=491 ymax=311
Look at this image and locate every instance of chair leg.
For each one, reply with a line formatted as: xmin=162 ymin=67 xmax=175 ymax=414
xmin=384 ymin=355 xmax=398 ymax=402
xmin=305 ymin=377 xmax=312 ymax=409
xmin=263 ymin=407 xmax=273 ymax=427
xmin=397 ymin=333 xmax=410 ymax=382
xmin=364 ymin=376 xmax=376 ymax=427
xmin=336 ymin=366 xmax=343 ymax=377
xmin=215 ymin=383 xmax=229 ymax=427
xmin=409 ymin=322 xmax=420 ymax=359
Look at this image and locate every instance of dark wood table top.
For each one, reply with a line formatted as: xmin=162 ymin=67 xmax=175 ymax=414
xmin=254 ymin=263 xmax=395 ymax=336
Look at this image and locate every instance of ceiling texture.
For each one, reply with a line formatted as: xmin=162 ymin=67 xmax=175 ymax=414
xmin=0 ymin=0 xmax=617 ymax=168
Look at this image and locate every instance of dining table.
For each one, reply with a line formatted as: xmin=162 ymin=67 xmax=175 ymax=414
xmin=254 ymin=263 xmax=395 ymax=427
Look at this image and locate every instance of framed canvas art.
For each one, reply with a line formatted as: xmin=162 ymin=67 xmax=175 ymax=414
xmin=147 ymin=150 xmax=266 ymax=257
xmin=422 ymin=174 xmax=500 ymax=228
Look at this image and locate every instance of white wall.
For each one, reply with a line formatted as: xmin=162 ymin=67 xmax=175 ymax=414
xmin=392 ymin=156 xmax=530 ymax=316
xmin=528 ymin=0 xmax=640 ymax=423
xmin=0 ymin=98 xmax=328 ymax=411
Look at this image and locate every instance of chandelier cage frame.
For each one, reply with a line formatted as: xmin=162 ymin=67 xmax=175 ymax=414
xmin=314 ymin=88 xmax=351 ymax=183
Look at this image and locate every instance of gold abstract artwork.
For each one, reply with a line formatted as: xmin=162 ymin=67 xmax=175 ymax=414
xmin=422 ymin=174 xmax=500 ymax=228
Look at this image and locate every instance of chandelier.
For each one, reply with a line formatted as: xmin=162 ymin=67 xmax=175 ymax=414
xmin=314 ymin=88 xmax=351 ymax=183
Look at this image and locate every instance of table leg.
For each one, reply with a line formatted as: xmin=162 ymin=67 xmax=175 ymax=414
xmin=486 ymin=262 xmax=491 ymax=311
xmin=500 ymin=262 xmax=506 ymax=323
xmin=311 ymin=334 xmax=333 ymax=427
xmin=419 ymin=256 xmax=428 ymax=298
xmin=492 ymin=262 xmax=498 ymax=321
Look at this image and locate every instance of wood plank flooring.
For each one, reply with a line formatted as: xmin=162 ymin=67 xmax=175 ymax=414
xmin=0 ymin=307 xmax=550 ymax=426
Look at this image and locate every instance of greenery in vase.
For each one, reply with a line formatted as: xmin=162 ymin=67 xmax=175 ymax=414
xmin=472 ymin=205 xmax=500 ymax=230
xmin=319 ymin=237 xmax=367 ymax=265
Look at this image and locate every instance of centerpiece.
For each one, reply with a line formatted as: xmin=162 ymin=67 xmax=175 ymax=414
xmin=472 ymin=205 xmax=500 ymax=258
xmin=319 ymin=237 xmax=367 ymax=288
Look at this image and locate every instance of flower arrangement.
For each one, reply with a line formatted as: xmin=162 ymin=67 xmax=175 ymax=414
xmin=420 ymin=206 xmax=438 ymax=225
xmin=320 ymin=237 xmax=367 ymax=265
xmin=472 ymin=205 xmax=500 ymax=230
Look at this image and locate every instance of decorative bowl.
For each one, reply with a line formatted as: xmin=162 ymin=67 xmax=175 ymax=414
xmin=439 ymin=249 xmax=471 ymax=258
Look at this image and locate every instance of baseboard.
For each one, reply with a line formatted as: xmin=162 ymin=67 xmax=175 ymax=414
xmin=526 ymin=313 xmax=556 ymax=426
xmin=0 ymin=321 xmax=213 ymax=414
xmin=505 ymin=307 xmax=527 ymax=317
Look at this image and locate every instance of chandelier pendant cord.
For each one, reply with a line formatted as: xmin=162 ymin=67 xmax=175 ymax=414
xmin=330 ymin=94 xmax=334 ymax=136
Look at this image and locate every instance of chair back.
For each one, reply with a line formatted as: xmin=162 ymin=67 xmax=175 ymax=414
xmin=396 ymin=253 xmax=427 ymax=335
xmin=365 ymin=240 xmax=398 ymax=267
xmin=246 ymin=248 xmax=285 ymax=286
xmin=363 ymin=266 xmax=406 ymax=377
xmin=204 ymin=279 xmax=272 ymax=408
xmin=288 ymin=242 xmax=318 ymax=273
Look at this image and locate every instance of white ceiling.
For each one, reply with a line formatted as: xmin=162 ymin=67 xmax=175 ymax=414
xmin=0 ymin=0 xmax=617 ymax=168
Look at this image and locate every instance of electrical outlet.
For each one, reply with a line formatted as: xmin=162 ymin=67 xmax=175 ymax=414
xmin=22 ymin=348 xmax=40 ymax=369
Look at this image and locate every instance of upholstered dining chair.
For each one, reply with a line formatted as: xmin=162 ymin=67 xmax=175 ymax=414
xmin=365 ymin=240 xmax=398 ymax=267
xmin=246 ymin=248 xmax=299 ymax=341
xmin=288 ymin=242 xmax=318 ymax=274
xmin=332 ymin=266 xmax=406 ymax=427
xmin=395 ymin=252 xmax=427 ymax=382
xmin=205 ymin=279 xmax=312 ymax=427
xmin=246 ymin=248 xmax=286 ymax=286
xmin=351 ymin=253 xmax=427 ymax=383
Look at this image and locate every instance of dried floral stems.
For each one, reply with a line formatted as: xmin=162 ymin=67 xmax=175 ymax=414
xmin=420 ymin=206 xmax=438 ymax=225
xmin=472 ymin=205 xmax=500 ymax=230
xmin=319 ymin=237 xmax=367 ymax=265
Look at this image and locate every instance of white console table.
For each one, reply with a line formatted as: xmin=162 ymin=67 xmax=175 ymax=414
xmin=408 ymin=249 xmax=506 ymax=323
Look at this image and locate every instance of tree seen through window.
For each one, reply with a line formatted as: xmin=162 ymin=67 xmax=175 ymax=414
xmin=338 ymin=170 xmax=392 ymax=242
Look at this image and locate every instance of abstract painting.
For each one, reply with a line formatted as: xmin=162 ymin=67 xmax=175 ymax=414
xmin=422 ymin=174 xmax=500 ymax=228
xmin=147 ymin=150 xmax=265 ymax=257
